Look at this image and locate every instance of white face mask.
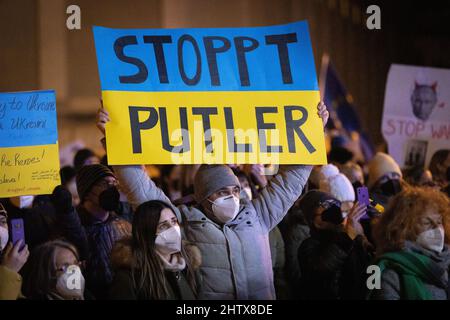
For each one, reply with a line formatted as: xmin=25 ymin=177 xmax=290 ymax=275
xmin=10 ymin=196 xmax=34 ymax=209
xmin=55 ymin=265 xmax=85 ymax=300
xmin=416 ymin=227 xmax=445 ymax=253
xmin=209 ymin=195 xmax=240 ymax=224
xmin=0 ymin=226 xmax=9 ymax=251
xmin=155 ymin=225 xmax=181 ymax=256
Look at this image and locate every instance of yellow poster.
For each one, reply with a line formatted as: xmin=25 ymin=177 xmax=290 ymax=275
xmin=0 ymin=144 xmax=61 ymax=197
xmin=104 ymin=90 xmax=326 ymax=164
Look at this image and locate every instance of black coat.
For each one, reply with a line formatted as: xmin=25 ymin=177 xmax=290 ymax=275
xmin=75 ymin=205 xmax=132 ymax=299
xmin=296 ymin=230 xmax=373 ymax=300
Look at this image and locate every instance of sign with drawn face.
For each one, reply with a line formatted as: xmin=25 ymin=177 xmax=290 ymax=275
xmin=93 ymin=21 xmax=327 ymax=165
xmin=382 ymin=64 xmax=450 ymax=168
xmin=0 ymin=90 xmax=61 ymax=197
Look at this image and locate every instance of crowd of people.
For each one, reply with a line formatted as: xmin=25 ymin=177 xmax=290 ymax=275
xmin=0 ymin=102 xmax=449 ymax=300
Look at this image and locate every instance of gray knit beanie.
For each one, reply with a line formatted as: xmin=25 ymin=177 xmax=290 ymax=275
xmin=194 ymin=165 xmax=241 ymax=203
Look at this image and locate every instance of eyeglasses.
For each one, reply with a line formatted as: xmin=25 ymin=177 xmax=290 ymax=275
xmin=56 ymin=261 xmax=84 ymax=274
xmin=376 ymin=173 xmax=401 ymax=186
xmin=0 ymin=203 xmax=7 ymax=219
xmin=319 ymin=199 xmax=341 ymax=210
xmin=92 ymin=179 xmax=118 ymax=190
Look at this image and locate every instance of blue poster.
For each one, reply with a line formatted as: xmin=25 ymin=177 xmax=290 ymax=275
xmin=0 ymin=90 xmax=58 ymax=147
xmin=93 ymin=20 xmax=318 ymax=92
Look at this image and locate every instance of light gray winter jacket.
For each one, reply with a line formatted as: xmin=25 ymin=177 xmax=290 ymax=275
xmin=114 ymin=165 xmax=311 ymax=300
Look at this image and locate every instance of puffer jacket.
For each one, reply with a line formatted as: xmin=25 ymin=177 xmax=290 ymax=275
xmin=109 ymin=238 xmax=202 ymax=300
xmin=77 ymin=206 xmax=132 ymax=299
xmin=113 ymin=165 xmax=312 ymax=299
xmin=269 ymin=226 xmax=289 ymax=299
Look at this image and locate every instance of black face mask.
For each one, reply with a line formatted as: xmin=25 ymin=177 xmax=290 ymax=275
xmin=98 ymin=186 xmax=120 ymax=211
xmin=321 ymin=204 xmax=344 ymax=225
xmin=380 ymin=179 xmax=401 ymax=197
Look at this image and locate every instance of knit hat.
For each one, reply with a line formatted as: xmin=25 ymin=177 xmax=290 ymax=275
xmin=76 ymin=164 xmax=116 ymax=201
xmin=74 ymin=148 xmax=98 ymax=172
xmin=367 ymin=152 xmax=402 ymax=188
xmin=338 ymin=162 xmax=364 ymax=184
xmin=193 ymin=165 xmax=240 ymax=203
xmin=298 ymin=190 xmax=339 ymax=225
xmin=319 ymin=164 xmax=355 ymax=202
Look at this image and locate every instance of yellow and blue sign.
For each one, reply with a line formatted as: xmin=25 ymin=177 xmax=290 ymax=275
xmin=93 ymin=20 xmax=326 ymax=164
xmin=0 ymin=90 xmax=61 ymax=197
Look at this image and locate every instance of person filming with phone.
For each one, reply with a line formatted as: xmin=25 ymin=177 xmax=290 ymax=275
xmin=295 ymin=190 xmax=373 ymax=300
xmin=0 ymin=203 xmax=29 ymax=300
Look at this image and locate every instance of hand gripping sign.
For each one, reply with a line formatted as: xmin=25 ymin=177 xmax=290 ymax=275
xmin=93 ymin=20 xmax=327 ymax=164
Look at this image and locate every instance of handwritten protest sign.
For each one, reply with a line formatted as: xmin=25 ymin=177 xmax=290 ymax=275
xmin=93 ymin=20 xmax=327 ymax=164
xmin=382 ymin=65 xmax=450 ymax=168
xmin=0 ymin=90 xmax=61 ymax=197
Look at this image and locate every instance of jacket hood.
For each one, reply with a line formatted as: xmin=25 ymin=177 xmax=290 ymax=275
xmin=111 ymin=237 xmax=202 ymax=271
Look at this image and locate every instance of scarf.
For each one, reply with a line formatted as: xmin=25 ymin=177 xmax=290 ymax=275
xmin=374 ymin=249 xmax=445 ymax=300
xmin=157 ymin=252 xmax=186 ymax=272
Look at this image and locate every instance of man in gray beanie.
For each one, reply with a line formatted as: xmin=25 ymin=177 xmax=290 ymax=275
xmin=97 ymin=102 xmax=329 ymax=300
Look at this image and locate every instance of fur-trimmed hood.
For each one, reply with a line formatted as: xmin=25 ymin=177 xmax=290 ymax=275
xmin=110 ymin=237 xmax=202 ymax=271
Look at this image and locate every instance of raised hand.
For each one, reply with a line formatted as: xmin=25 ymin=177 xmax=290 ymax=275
xmin=1 ymin=241 xmax=29 ymax=273
xmin=344 ymin=202 xmax=367 ymax=240
xmin=96 ymin=102 xmax=110 ymax=136
xmin=317 ymin=101 xmax=329 ymax=128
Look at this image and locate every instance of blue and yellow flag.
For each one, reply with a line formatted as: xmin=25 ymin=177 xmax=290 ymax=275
xmin=93 ymin=20 xmax=326 ymax=164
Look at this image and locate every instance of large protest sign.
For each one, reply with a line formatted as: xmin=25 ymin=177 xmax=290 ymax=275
xmin=0 ymin=90 xmax=61 ymax=197
xmin=93 ymin=20 xmax=326 ymax=164
xmin=382 ymin=64 xmax=450 ymax=168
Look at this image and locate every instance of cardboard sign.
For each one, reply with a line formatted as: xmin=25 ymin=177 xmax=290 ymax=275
xmin=382 ymin=64 xmax=450 ymax=168
xmin=93 ymin=20 xmax=327 ymax=164
xmin=0 ymin=90 xmax=61 ymax=197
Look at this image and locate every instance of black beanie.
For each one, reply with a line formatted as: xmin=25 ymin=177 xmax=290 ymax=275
xmin=76 ymin=164 xmax=116 ymax=202
xmin=74 ymin=148 xmax=97 ymax=172
xmin=60 ymin=166 xmax=76 ymax=185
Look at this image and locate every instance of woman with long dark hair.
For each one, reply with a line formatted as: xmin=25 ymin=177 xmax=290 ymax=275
xmin=109 ymin=200 xmax=201 ymax=300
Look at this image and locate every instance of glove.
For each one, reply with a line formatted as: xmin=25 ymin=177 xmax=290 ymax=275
xmin=51 ymin=185 xmax=73 ymax=214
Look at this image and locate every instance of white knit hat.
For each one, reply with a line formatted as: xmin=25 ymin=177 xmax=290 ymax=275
xmin=319 ymin=164 xmax=355 ymax=202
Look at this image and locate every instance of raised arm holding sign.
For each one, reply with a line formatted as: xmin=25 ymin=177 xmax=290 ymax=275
xmin=94 ymin=20 xmax=328 ymax=300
